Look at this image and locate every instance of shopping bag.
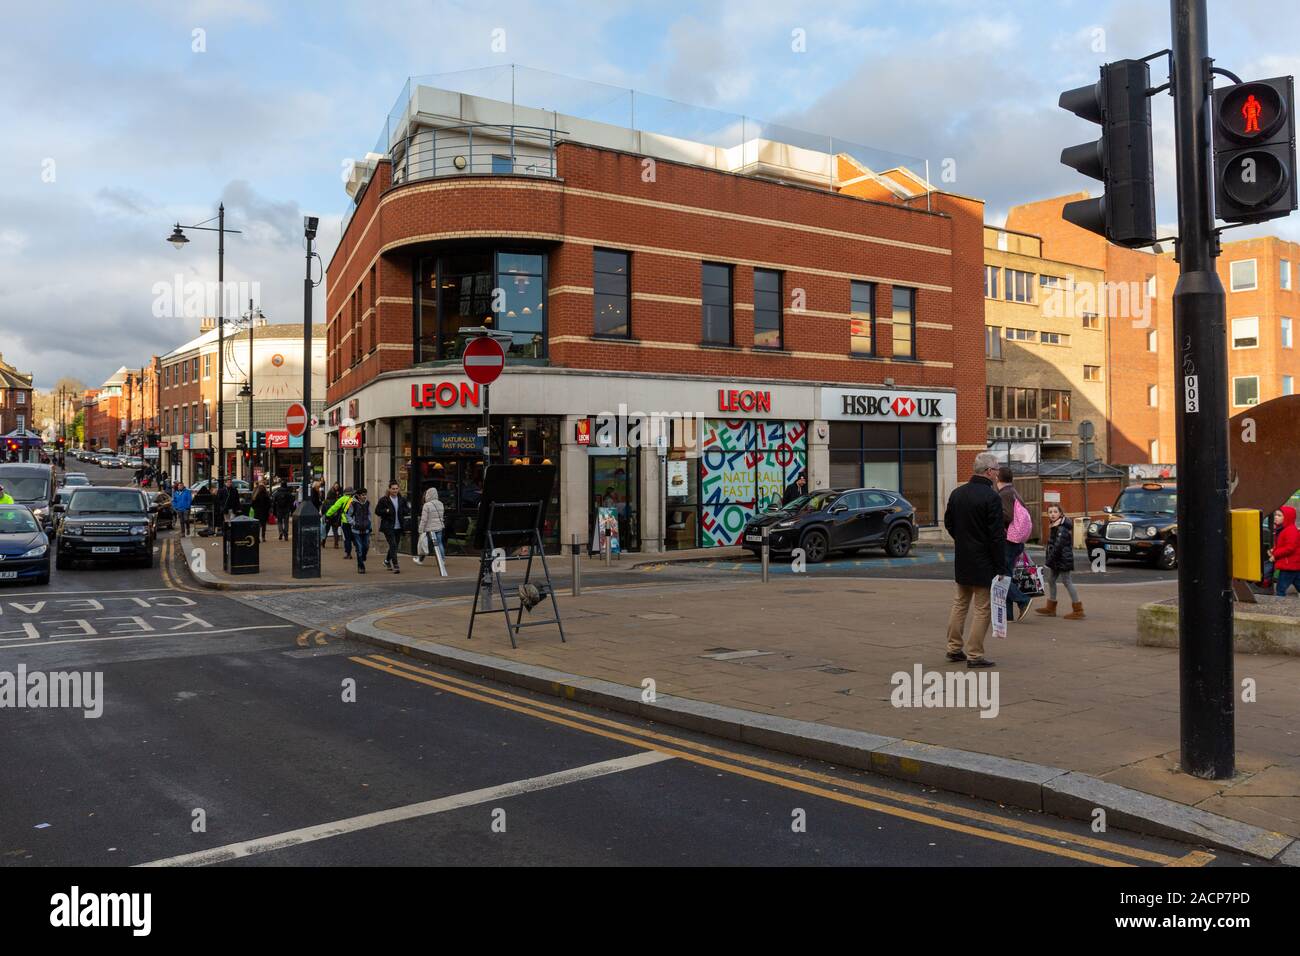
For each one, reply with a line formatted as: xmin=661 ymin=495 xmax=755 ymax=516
xmin=1012 ymin=551 xmax=1045 ymax=597
xmin=991 ymin=575 xmax=1011 ymax=639
xmin=418 ymin=532 xmax=431 ymax=557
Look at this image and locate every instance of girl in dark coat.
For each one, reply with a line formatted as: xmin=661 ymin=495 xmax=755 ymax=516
xmin=251 ymin=481 xmax=272 ymax=542
xmin=1036 ymin=504 xmax=1084 ymax=619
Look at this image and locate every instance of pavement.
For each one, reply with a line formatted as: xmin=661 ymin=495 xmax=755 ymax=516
xmin=346 ymin=568 xmax=1300 ymax=861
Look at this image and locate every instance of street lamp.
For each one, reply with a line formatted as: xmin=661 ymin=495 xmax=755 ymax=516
xmin=166 ymin=203 xmax=241 ymax=491
xmin=230 ymin=301 xmax=265 ymax=483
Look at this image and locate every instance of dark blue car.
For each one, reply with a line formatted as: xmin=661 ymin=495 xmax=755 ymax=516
xmin=0 ymin=505 xmax=51 ymax=586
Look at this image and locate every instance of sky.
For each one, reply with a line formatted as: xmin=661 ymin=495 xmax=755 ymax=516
xmin=1 ymin=0 xmax=1297 ymax=391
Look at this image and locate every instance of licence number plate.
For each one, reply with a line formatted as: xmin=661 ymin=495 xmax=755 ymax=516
xmin=0 ymin=571 xmax=16 ymax=579
xmin=1106 ymin=544 xmax=1131 ymax=553
xmin=745 ymin=534 xmax=764 ymax=544
xmin=91 ymin=546 xmax=120 ymax=554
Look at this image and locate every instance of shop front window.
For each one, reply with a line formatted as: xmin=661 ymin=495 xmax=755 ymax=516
xmin=416 ymin=249 xmax=548 ymax=362
xmin=829 ymin=422 xmax=937 ymax=525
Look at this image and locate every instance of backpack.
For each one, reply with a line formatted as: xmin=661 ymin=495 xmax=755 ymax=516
xmin=1007 ymin=496 xmax=1033 ymax=544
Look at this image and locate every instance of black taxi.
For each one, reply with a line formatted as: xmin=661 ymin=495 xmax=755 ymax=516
xmin=1085 ymin=482 xmax=1177 ymax=570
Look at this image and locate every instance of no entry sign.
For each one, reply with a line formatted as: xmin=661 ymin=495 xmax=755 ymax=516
xmin=462 ymin=336 xmax=505 ymax=385
xmin=285 ymin=401 xmax=308 ymax=437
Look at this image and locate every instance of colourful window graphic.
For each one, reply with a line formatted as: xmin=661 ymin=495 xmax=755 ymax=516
xmin=699 ymin=419 xmax=807 ymax=547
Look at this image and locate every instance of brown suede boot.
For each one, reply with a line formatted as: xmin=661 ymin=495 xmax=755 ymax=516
xmin=1064 ymin=602 xmax=1085 ymax=620
xmin=1035 ymin=600 xmax=1058 ymax=616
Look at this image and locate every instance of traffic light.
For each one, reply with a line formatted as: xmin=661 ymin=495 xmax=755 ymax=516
xmin=1060 ymin=59 xmax=1158 ymax=248
xmin=1212 ymin=76 xmax=1297 ymax=223
xmin=252 ymin=430 xmax=264 ymax=451
xmin=235 ymin=430 xmax=247 ymax=450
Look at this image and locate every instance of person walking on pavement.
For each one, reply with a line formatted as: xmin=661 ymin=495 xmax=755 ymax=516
xmin=943 ymin=451 xmax=1009 ymax=668
xmin=323 ymin=482 xmax=343 ymax=548
xmin=272 ymin=480 xmax=295 ymax=541
xmin=347 ymin=487 xmax=372 ymax=573
xmin=1036 ymin=504 xmax=1084 ymax=619
xmin=214 ymin=478 xmax=236 ymax=532
xmin=172 ymin=482 xmax=193 ymax=537
xmin=414 ymin=486 xmax=446 ymax=566
xmin=1270 ymin=506 xmax=1300 ymax=596
xmin=326 ymin=486 xmax=355 ymax=558
xmin=375 ymin=480 xmax=411 ymax=573
xmin=251 ymin=480 xmax=272 ymax=542
xmin=997 ymin=465 xmax=1035 ymax=621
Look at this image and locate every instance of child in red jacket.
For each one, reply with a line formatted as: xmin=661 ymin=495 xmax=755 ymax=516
xmin=1270 ymin=506 xmax=1300 ymax=596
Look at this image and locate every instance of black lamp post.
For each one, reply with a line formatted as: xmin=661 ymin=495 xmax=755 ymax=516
xmin=167 ymin=204 xmax=241 ymax=490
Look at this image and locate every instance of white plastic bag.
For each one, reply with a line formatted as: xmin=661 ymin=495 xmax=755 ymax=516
xmin=418 ymin=532 xmax=431 ymax=556
xmin=990 ymin=575 xmax=1011 ymax=639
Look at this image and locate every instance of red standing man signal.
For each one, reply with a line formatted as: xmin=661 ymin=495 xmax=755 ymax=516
xmin=1242 ymin=93 xmax=1263 ymax=134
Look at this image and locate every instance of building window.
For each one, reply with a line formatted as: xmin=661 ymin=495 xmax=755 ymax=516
xmin=985 ymin=326 xmax=1002 ymax=360
xmin=491 ymin=154 xmax=514 ymax=174
xmin=1081 ymin=312 xmax=1101 ymax=330
xmin=829 ymin=422 xmax=938 ymax=526
xmin=203 ymin=354 xmax=211 ymax=379
xmin=753 ymin=268 xmax=783 ymax=349
xmin=415 ymin=249 xmax=548 ymax=361
xmin=1282 ymin=317 xmax=1293 ymax=349
xmin=16 ymin=391 xmax=25 ymax=405
xmin=850 ymin=281 xmax=875 ymax=355
xmin=1283 ymin=259 xmax=1292 ymax=290
xmin=1083 ymin=364 xmax=1102 ymax=382
xmin=1039 ymin=274 xmax=1067 ymax=290
xmin=1147 ymin=329 xmax=1158 ymax=352
xmin=1004 ymin=269 xmax=1034 ymax=303
xmin=1040 ymin=331 xmax=1071 ymax=346
xmin=191 ymin=357 xmax=199 ymax=380
xmin=1007 ymin=387 xmax=1037 ymax=419
xmin=202 ymin=402 xmax=210 ymax=430
xmin=1231 ymin=316 xmax=1259 ymax=349
xmin=1005 ymin=327 xmax=1035 ymax=341
xmin=1284 ymin=375 xmax=1295 ymax=396
xmin=1148 ymin=384 xmax=1159 ymax=407
xmin=1233 ymin=376 xmax=1259 ymax=407
xmin=986 ymin=385 xmax=1004 ymax=419
xmin=1230 ymin=259 xmax=1257 ymax=291
xmin=181 ymin=362 xmax=188 ymax=384
xmin=181 ymin=405 xmax=189 ymax=433
xmin=891 ymin=287 xmax=916 ymax=358
xmin=1149 ymin=439 xmax=1160 ymax=462
xmin=983 ymin=265 xmax=999 ymax=299
xmin=1146 ymin=274 xmax=1157 ymax=298
xmin=701 ymin=263 xmax=733 ymax=345
xmin=593 ymin=249 xmax=630 ymax=338
xmin=1041 ymin=389 xmax=1072 ymax=421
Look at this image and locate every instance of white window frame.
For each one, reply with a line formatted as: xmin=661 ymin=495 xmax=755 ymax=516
xmin=1149 ymin=439 xmax=1159 ymax=462
xmin=1232 ymin=375 xmax=1260 ymax=407
xmin=1284 ymin=375 xmax=1295 ymax=397
xmin=1146 ymin=274 xmax=1157 ymax=298
xmin=1282 ymin=259 xmax=1292 ymax=290
xmin=15 ymin=391 xmax=25 ymax=405
xmin=1282 ymin=316 xmax=1293 ymax=349
xmin=1147 ymin=384 xmax=1159 ymax=407
xmin=1147 ymin=329 xmax=1158 ymax=352
xmin=1231 ymin=316 xmax=1260 ymax=349
xmin=1230 ymin=259 xmax=1258 ymax=292
xmin=1083 ymin=364 xmax=1102 ymax=382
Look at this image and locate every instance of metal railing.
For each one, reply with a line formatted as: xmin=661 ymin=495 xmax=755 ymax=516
xmin=389 ymin=124 xmax=562 ymax=187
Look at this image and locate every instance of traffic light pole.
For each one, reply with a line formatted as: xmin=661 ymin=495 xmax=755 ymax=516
xmin=1170 ymin=0 xmax=1234 ymax=779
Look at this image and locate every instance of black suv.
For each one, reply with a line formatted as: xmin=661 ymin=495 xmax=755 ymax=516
xmin=1086 ymin=482 xmax=1177 ymax=570
xmin=56 ymin=486 xmax=156 ymax=570
xmin=741 ymin=488 xmax=919 ymax=563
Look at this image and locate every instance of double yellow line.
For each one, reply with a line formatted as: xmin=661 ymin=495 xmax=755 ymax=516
xmin=351 ymin=653 xmax=1212 ymax=867
xmin=158 ymin=538 xmax=204 ymax=593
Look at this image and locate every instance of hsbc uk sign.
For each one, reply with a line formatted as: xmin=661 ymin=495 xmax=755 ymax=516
xmin=821 ymin=387 xmax=956 ymax=423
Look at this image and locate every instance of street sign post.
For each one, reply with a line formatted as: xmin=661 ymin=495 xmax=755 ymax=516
xmin=285 ymin=402 xmax=308 ymax=438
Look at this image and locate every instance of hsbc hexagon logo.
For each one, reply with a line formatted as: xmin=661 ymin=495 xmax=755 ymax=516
xmin=891 ymin=396 xmax=917 ymax=417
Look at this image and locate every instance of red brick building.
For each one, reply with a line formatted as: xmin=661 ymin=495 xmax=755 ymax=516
xmin=325 ymin=77 xmax=986 ymax=552
xmin=0 ymin=352 xmax=36 ymax=459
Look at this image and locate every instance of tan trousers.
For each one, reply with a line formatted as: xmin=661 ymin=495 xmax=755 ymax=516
xmin=946 ymin=584 xmax=991 ymax=660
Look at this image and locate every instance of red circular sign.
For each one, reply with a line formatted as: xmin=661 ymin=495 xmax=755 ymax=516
xmin=285 ymin=401 xmax=308 ymax=437
xmin=462 ymin=336 xmax=505 ymax=385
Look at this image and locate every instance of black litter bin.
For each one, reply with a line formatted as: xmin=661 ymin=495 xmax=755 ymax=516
xmin=224 ymin=515 xmax=261 ymax=575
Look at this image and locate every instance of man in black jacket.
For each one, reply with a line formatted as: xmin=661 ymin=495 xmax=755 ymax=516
xmin=942 ymin=451 xmax=1010 ymax=668
xmin=374 ymin=480 xmax=412 ymax=573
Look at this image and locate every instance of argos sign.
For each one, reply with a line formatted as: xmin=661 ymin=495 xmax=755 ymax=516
xmin=821 ymin=387 xmax=956 ymax=423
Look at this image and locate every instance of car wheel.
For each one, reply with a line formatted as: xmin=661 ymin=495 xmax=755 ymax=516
xmin=885 ymin=524 xmax=913 ymax=558
xmin=801 ymin=529 xmax=829 ymax=564
xmin=1155 ymin=540 xmax=1177 ymax=571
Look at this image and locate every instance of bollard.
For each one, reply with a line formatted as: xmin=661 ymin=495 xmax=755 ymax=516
xmin=761 ymin=525 xmax=770 ymax=583
xmin=604 ymin=532 xmax=612 ymax=567
xmin=571 ymin=533 xmax=582 ymax=596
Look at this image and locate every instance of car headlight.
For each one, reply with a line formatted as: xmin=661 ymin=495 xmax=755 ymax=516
xmin=21 ymin=544 xmax=48 ymax=558
xmin=1088 ymin=523 xmax=1099 ymax=535
xmin=1146 ymin=526 xmax=1159 ymax=537
xmin=63 ymin=525 xmax=83 ymax=536
xmin=774 ymin=520 xmax=797 ymax=530
xmin=130 ymin=525 xmax=149 ymax=535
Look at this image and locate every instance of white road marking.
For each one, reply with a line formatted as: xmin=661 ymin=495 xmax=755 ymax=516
xmin=0 ymin=623 xmax=294 ymax=651
xmin=0 ymin=588 xmax=174 ymax=598
xmin=136 ymin=750 xmax=674 ymax=867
